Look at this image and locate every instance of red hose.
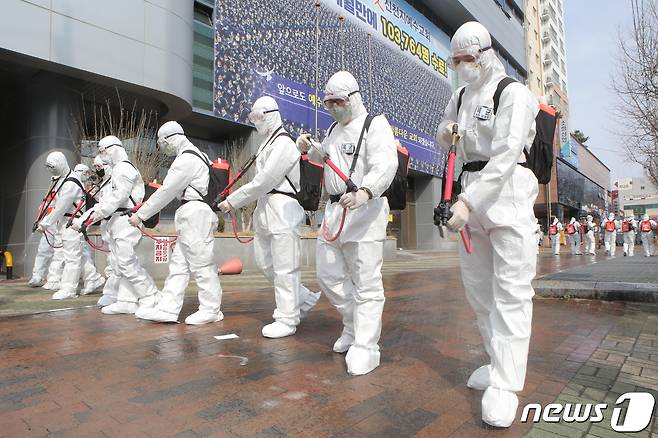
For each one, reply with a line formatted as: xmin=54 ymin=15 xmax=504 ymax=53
xmin=460 ymin=226 xmax=473 ymax=254
xmin=137 ymin=226 xmax=177 ymax=244
xmin=85 ymin=236 xmax=110 ymax=253
xmin=44 ymin=229 xmax=63 ymax=249
xmin=228 ymin=211 xmax=254 ymax=244
xmin=322 ymin=208 xmax=347 ymax=242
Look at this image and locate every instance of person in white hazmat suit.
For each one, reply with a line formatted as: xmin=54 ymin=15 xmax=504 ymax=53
xmin=602 ymin=213 xmax=618 ymax=256
xmin=297 ymin=71 xmax=398 ymax=376
xmin=622 ymin=214 xmax=637 ymax=257
xmin=639 ymin=214 xmax=656 ymax=257
xmin=37 ymin=153 xmax=92 ymax=299
xmin=92 ymin=155 xmax=122 ymax=307
xmin=73 ymin=137 xmax=159 ymax=315
xmin=72 ymin=163 xmax=106 ymax=295
xmin=549 ymin=216 xmax=563 ymax=255
xmin=566 ymin=217 xmax=582 ymax=255
xmin=128 ymin=122 xmax=224 ymax=325
xmin=217 ymin=96 xmax=320 ymax=338
xmin=29 ymin=177 xmax=62 ymax=288
xmin=584 ymin=215 xmax=597 ymax=255
xmin=436 ymin=22 xmax=539 ymax=427
xmin=36 ymin=165 xmax=106 ymax=294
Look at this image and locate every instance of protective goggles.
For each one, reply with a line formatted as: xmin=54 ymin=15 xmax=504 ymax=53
xmin=322 ymin=90 xmax=359 ymax=109
xmin=98 ymin=143 xmax=121 ymax=153
xmin=448 ymin=46 xmax=491 ymax=68
xmin=248 ymin=109 xmax=278 ymax=124
xmin=156 ymin=133 xmax=183 ymax=149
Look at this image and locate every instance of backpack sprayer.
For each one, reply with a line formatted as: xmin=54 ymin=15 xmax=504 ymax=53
xmin=433 ymin=124 xmax=473 ymax=254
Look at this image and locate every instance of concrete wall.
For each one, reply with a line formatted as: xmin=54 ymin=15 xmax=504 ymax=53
xmin=0 ymin=0 xmax=194 ymax=118
xmin=88 ymin=236 xmax=399 ymax=280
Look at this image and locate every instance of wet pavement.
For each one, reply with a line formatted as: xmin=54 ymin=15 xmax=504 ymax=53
xmin=0 ymin=249 xmax=657 ymax=437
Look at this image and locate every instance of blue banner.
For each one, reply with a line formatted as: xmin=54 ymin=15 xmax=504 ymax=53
xmin=214 ymin=0 xmax=454 ymax=176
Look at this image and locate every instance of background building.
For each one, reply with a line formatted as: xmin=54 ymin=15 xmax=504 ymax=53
xmin=534 ymin=133 xmax=610 ymax=227
xmin=524 ymin=0 xmax=545 ymax=97
xmin=616 ymin=177 xmax=658 ymax=217
xmin=538 ymin=0 xmax=569 ymax=116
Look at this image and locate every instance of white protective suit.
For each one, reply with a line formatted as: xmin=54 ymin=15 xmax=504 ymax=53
xmin=76 ymin=137 xmax=159 ymax=314
xmin=436 ymin=22 xmax=539 ymax=427
xmin=549 ymin=217 xmax=563 ymax=255
xmin=39 ymin=152 xmax=87 ymax=300
xmin=566 ymin=217 xmax=582 ymax=255
xmin=639 ymin=214 xmax=656 ymax=257
xmin=29 ymin=234 xmax=54 ymax=287
xmin=305 ymin=71 xmax=397 ymax=376
xmin=584 ymin=215 xmax=597 ymax=255
xmin=602 ymin=213 xmax=618 ymax=256
xmin=622 ymin=216 xmax=637 ymax=256
xmin=29 ymin=178 xmax=60 ymax=287
xmin=93 ymin=155 xmax=121 ymax=307
xmin=135 ymin=122 xmax=223 ymax=325
xmin=225 ymin=96 xmax=320 ymax=338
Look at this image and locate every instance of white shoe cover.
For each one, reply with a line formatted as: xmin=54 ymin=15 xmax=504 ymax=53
xmin=345 ymin=345 xmax=380 ymax=375
xmin=262 ymin=321 xmax=296 ymax=338
xmin=185 ymin=310 xmax=224 ymax=325
xmin=300 ymin=291 xmax=321 ymax=319
xmin=81 ymin=277 xmax=105 ymax=295
xmin=482 ymin=387 xmax=518 ymax=428
xmin=467 ymin=365 xmax=491 ymax=390
xmin=52 ymin=289 xmax=77 ymax=300
xmin=137 ymin=293 xmax=158 ymax=311
xmin=42 ymin=282 xmax=60 ymax=291
xmin=135 ymin=307 xmax=178 ymax=323
xmin=101 ymin=301 xmax=138 ymax=315
xmin=97 ymin=294 xmax=117 ymax=307
xmin=28 ymin=277 xmax=45 ymax=287
xmin=333 ymin=331 xmax=355 ymax=353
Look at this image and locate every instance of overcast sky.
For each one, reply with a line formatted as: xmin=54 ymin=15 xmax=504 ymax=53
xmin=564 ymin=0 xmax=645 ymax=184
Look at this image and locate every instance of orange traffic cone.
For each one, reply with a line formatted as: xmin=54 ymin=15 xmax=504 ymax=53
xmin=219 ymin=258 xmax=243 ymax=275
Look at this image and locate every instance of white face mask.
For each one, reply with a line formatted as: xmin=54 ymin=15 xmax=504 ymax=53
xmin=456 ymin=61 xmax=481 ymax=84
xmin=329 ymin=106 xmax=353 ymax=126
xmin=158 ymin=137 xmax=179 ymax=157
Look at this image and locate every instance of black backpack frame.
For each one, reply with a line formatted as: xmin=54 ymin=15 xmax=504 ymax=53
xmin=456 ymin=77 xmax=555 ymax=184
xmin=182 ymin=149 xmax=230 ymax=212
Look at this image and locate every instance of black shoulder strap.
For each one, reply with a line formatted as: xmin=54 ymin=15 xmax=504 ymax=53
xmin=456 ymin=87 xmax=466 ymax=115
xmin=119 ymin=160 xmax=141 ymax=206
xmin=493 ymin=77 xmax=517 ymax=115
xmin=349 ymin=114 xmax=375 ymax=177
xmin=182 ymin=149 xmax=223 ymax=203
xmin=182 ymin=149 xmax=212 ymax=167
xmin=63 ymin=176 xmax=85 ymax=193
xmin=272 ymin=132 xmax=298 ymax=195
xmin=327 ymin=122 xmax=338 ymax=137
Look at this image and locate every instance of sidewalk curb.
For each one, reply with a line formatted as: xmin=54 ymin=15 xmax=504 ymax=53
xmin=533 ymin=279 xmax=658 ymax=302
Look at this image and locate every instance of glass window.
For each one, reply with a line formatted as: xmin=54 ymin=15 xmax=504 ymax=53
xmin=194 ymin=3 xmax=212 ymax=26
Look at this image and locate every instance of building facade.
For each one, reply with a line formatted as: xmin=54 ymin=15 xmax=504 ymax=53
xmin=524 ymin=0 xmax=545 ymax=96
xmin=538 ymin=0 xmax=569 ymax=118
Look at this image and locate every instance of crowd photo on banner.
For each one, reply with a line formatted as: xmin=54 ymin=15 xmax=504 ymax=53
xmin=23 ymin=0 xmax=658 ymax=431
